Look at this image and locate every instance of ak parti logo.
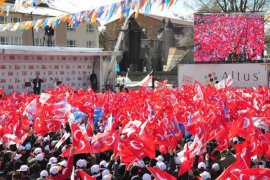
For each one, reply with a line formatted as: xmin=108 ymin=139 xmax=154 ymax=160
xmin=204 ymin=72 xmax=220 ymax=86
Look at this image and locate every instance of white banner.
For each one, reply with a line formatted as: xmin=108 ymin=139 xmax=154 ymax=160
xmin=0 ymin=54 xmax=94 ymax=93
xmin=178 ymin=63 xmax=269 ymax=88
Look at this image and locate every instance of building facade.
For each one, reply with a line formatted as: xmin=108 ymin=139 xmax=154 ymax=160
xmin=0 ymin=12 xmax=99 ymax=48
xmin=104 ymin=14 xmax=194 ymax=72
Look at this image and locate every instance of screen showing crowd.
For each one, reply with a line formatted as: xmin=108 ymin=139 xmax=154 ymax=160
xmin=194 ymin=13 xmax=264 ymax=62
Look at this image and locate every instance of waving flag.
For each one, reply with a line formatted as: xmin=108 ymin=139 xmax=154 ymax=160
xmin=148 ymin=166 xmax=176 ymax=180
xmin=39 ymin=93 xmax=51 ymax=105
xmin=55 ymin=133 xmax=70 ymax=149
xmin=91 ymin=130 xmax=118 ymax=153
xmin=121 ymin=134 xmax=155 ymax=163
xmin=230 ymin=168 xmax=270 ymax=180
xmin=72 ymin=108 xmax=87 ymax=122
xmin=23 ymin=98 xmax=37 ymax=121
xmin=78 ymin=169 xmax=96 ymax=180
xmin=71 ymin=124 xmax=91 ymax=154
xmin=93 ymin=107 xmax=104 ymax=129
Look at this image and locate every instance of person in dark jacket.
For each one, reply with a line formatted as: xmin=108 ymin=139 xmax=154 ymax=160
xmin=46 ymin=147 xmax=74 ymax=180
xmin=32 ymin=75 xmax=44 ymax=95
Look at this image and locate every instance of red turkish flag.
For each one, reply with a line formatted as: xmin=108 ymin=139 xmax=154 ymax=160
xmin=121 ymin=134 xmax=155 ymax=163
xmin=234 ymin=141 xmax=252 ymax=168
xmin=148 ymin=166 xmax=176 ymax=180
xmin=34 ymin=117 xmax=48 ymax=136
xmin=230 ymin=168 xmax=270 ymax=180
xmin=45 ymin=119 xmax=62 ymax=132
xmin=90 ymin=130 xmax=118 ymax=153
xmin=178 ymin=144 xmax=193 ymax=176
xmin=78 ymin=169 xmax=96 ymax=180
xmin=71 ymin=124 xmax=92 ymax=154
xmin=217 ymin=155 xmax=249 ymax=180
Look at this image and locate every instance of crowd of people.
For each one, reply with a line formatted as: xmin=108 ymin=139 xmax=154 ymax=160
xmin=194 ymin=13 xmax=264 ymax=62
xmin=0 ymin=84 xmax=269 ymax=180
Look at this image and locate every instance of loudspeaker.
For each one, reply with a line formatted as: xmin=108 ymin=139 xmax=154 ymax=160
xmin=25 ymin=82 xmax=31 ymax=87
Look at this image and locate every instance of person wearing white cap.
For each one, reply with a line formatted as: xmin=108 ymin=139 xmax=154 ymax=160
xmin=142 ymin=173 xmax=151 ymax=180
xmin=17 ymin=165 xmax=30 ymax=179
xmin=58 ymin=160 xmax=68 ymax=168
xmin=200 ymin=171 xmax=211 ymax=180
xmin=102 ymin=174 xmax=111 ymax=180
xmin=91 ymin=164 xmax=101 ymax=178
xmin=232 ymin=137 xmax=239 ymax=144
xmin=25 ymin=143 xmax=31 ymax=151
xmin=156 ymin=155 xmax=164 ymax=162
xmin=46 ymin=147 xmax=74 ymax=180
xmin=99 ymin=160 xmax=107 ymax=168
xmin=34 ymin=147 xmax=42 ymax=155
xmin=39 ymin=170 xmax=48 ymax=179
xmin=34 ymin=153 xmax=48 ymax=171
xmin=157 ymin=162 xmax=167 ymax=171
xmin=14 ymin=153 xmax=22 ymax=161
xmin=211 ymin=163 xmax=222 ymax=179
xmin=102 ymin=169 xmax=111 ymax=177
xmin=35 ymin=153 xmax=44 ymax=161
xmin=43 ymin=137 xmax=50 ymax=143
xmin=76 ymin=159 xmax=87 ymax=169
xmin=48 ymin=157 xmax=58 ymax=165
xmin=198 ymin=162 xmax=206 ymax=170
xmin=44 ymin=145 xmax=51 ymax=152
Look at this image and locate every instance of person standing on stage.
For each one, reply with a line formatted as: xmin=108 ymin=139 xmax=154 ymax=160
xmin=32 ymin=75 xmax=44 ymax=95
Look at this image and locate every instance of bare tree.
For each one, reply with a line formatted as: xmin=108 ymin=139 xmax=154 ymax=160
xmin=198 ymin=0 xmax=270 ymax=12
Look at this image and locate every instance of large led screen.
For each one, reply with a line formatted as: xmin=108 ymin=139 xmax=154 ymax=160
xmin=194 ymin=13 xmax=264 ymax=62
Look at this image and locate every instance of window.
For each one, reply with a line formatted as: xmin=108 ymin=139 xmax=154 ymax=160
xmin=10 ymin=37 xmax=22 ymax=45
xmin=86 ymin=41 xmax=95 ymax=48
xmin=67 ymin=23 xmax=75 ymax=32
xmin=35 ymin=38 xmax=43 ymax=46
xmin=0 ymin=16 xmax=7 ymax=24
xmin=11 ymin=17 xmax=20 ymax=23
xmin=6 ymin=0 xmax=16 ymax=3
xmin=0 ymin=37 xmax=8 ymax=45
xmin=86 ymin=24 xmax=95 ymax=33
xmin=67 ymin=40 xmax=76 ymax=47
